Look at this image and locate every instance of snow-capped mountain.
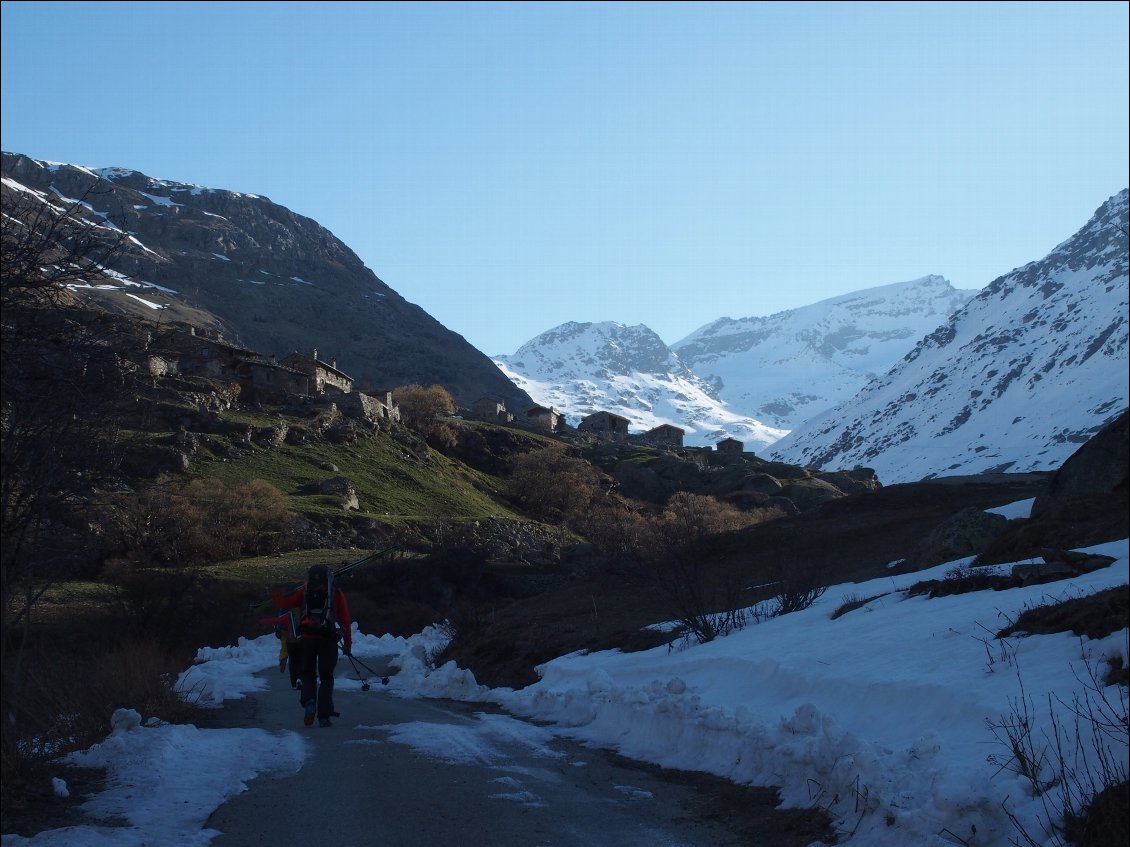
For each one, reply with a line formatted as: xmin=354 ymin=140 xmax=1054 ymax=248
xmin=493 ymin=322 xmax=788 ymax=450
xmin=672 ymin=275 xmax=978 ymax=430
xmin=769 ymin=189 xmax=1130 ymax=483
xmin=496 ymin=278 xmax=979 ymax=451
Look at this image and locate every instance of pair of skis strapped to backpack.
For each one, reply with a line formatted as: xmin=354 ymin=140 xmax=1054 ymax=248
xmin=252 ymin=545 xmax=401 ymax=617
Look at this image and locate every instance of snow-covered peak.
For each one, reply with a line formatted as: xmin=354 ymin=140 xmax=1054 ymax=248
xmin=770 ymin=189 xmax=1129 ymax=482
xmin=496 ymin=322 xmax=787 ymax=449
xmin=508 ymin=321 xmax=682 ymax=376
xmin=671 ymin=275 xmax=977 ymax=429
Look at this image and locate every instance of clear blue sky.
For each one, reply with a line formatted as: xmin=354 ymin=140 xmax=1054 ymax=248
xmin=3 ymin=1 xmax=1127 ymax=355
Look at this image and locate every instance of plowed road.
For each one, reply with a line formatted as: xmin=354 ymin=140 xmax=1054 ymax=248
xmin=203 ymin=655 xmax=796 ymax=847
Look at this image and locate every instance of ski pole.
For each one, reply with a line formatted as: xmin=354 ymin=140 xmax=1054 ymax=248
xmin=346 ymin=653 xmax=389 ymax=689
xmin=351 ymin=654 xmax=389 ymax=684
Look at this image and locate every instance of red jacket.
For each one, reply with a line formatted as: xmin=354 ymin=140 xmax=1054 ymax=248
xmin=259 ymin=608 xmax=301 ymax=641
xmin=270 ymin=587 xmax=352 ymax=651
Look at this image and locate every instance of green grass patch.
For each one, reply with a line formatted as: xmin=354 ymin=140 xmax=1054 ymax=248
xmin=185 ymin=430 xmax=522 ymax=524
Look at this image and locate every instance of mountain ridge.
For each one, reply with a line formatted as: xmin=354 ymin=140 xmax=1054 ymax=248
xmin=496 ymin=192 xmax=1127 ymax=482
xmin=495 ymin=275 xmax=981 ymax=450
xmin=6 ymin=150 xmax=1125 ymax=485
xmin=769 ymin=189 xmax=1129 ymax=482
xmin=494 ymin=321 xmax=789 ymax=450
xmin=671 ymin=274 xmax=978 ymax=429
xmin=0 ymin=151 xmax=532 ymax=412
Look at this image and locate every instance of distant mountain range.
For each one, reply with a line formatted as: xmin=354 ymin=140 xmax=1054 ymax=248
xmin=495 ymin=275 xmax=980 ymax=450
xmin=499 ymin=191 xmax=1128 ymax=482
xmin=4 ymin=150 xmax=1125 ymax=485
xmin=671 ymin=275 xmax=977 ymax=430
xmin=494 ymin=322 xmax=790 ymax=449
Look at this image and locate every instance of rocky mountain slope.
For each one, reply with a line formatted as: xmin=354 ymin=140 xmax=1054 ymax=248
xmin=0 ymin=152 xmax=531 ymax=411
xmin=769 ymin=190 xmax=1129 ymax=483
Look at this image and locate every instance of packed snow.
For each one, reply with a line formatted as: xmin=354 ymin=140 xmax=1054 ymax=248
xmin=3 ymin=506 xmax=1127 ymax=847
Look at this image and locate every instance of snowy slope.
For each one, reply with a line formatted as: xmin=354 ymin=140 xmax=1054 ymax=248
xmin=672 ymin=275 xmax=977 ymax=429
xmin=496 ymin=279 xmax=977 ymax=451
xmin=494 ymin=322 xmax=787 ymax=450
xmin=769 ymin=190 xmax=1130 ymax=483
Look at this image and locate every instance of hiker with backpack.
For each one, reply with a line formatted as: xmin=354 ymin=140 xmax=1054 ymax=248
xmin=267 ymin=564 xmax=352 ymax=727
xmin=260 ymin=606 xmax=304 ymax=691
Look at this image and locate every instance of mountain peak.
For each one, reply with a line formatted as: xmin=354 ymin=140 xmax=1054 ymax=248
xmin=770 ymin=189 xmax=1129 ymax=482
xmin=670 ymin=274 xmax=978 ymax=430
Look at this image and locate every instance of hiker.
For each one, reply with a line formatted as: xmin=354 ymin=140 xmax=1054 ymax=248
xmin=269 ymin=564 xmax=352 ymax=727
xmin=260 ymin=606 xmax=303 ymax=691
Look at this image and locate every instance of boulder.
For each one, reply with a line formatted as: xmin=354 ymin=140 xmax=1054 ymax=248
xmin=318 ymin=476 xmax=359 ymax=511
xmin=1033 ymin=409 xmax=1129 ymax=517
xmin=909 ymin=506 xmax=1010 ymax=569
xmin=1011 ymin=549 xmax=1116 ymax=586
xmin=782 ymin=477 xmax=845 ymax=509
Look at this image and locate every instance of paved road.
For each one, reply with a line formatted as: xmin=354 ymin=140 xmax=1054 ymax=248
xmin=203 ymin=654 xmax=778 ymax=847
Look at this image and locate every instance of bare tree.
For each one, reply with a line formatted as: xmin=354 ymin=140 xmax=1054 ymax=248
xmin=1 ymin=177 xmax=135 ymax=688
xmin=650 ymin=493 xmax=757 ymax=643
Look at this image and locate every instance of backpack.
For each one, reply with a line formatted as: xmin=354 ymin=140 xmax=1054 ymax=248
xmin=300 ymin=564 xmax=337 ymax=637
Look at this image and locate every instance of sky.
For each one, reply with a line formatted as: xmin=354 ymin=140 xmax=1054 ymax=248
xmin=4 ymin=500 xmax=1128 ymax=847
xmin=2 ymin=2 xmax=1129 ymax=356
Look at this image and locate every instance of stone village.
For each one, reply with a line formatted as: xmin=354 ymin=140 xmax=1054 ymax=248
xmin=149 ymin=324 xmax=749 ymax=455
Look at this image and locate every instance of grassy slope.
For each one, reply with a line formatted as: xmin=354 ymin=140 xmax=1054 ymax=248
xmin=170 ymin=417 xmax=528 ymax=527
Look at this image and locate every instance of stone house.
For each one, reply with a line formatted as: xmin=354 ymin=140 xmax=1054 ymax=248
xmin=472 ymin=395 xmax=513 ymax=423
xmin=161 ymin=328 xmax=393 ymax=416
xmin=578 ymin=410 xmax=631 ymax=440
xmin=526 ymin=405 xmax=563 ymax=433
xmin=172 ymin=329 xmax=261 ymax=382
xmin=280 ymin=348 xmax=353 ymax=394
xmin=716 ymin=437 xmax=744 ymax=454
xmin=243 ymin=359 xmax=311 ymax=399
xmin=640 ymin=423 xmax=685 ymax=449
xmin=336 ymin=388 xmax=400 ymax=424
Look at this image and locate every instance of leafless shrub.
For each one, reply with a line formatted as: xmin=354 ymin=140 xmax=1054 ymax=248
xmin=392 ymin=383 xmax=457 ymax=447
xmin=506 ymin=446 xmax=609 ymax=529
xmin=773 ymin=566 xmax=829 ymax=616
xmin=994 ymin=643 xmax=1129 ymax=847
xmin=987 ymin=677 xmax=1060 ymax=795
xmin=2 ymin=177 xmax=139 ymax=719
xmin=649 ymin=493 xmax=765 ymax=643
xmin=830 ymin=592 xmax=888 ymax=620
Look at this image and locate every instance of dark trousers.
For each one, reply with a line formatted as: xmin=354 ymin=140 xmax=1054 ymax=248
xmin=299 ymin=636 xmax=338 ymax=719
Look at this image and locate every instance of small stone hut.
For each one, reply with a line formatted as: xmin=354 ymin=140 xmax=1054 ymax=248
xmin=472 ymin=395 xmax=513 ymax=423
xmin=526 ymin=405 xmax=563 ymax=433
xmin=578 ymin=411 xmax=631 ymax=439
xmin=641 ymin=424 xmax=685 ymax=448
xmin=280 ymin=348 xmax=353 ymax=395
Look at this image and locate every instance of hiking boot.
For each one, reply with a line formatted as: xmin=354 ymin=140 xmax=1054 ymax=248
xmin=318 ymin=717 xmax=332 ymax=728
xmin=303 ymin=702 xmax=316 ymax=727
